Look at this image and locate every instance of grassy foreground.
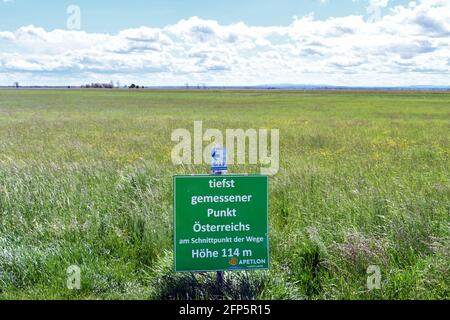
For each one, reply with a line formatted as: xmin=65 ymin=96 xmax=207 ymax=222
xmin=0 ymin=89 xmax=448 ymax=300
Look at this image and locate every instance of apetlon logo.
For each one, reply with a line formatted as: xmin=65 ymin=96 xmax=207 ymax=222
xmin=171 ymin=121 xmax=280 ymax=175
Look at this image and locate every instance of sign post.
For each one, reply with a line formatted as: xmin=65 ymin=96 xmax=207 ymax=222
xmin=211 ymin=147 xmax=228 ymax=287
xmin=173 ymin=146 xmax=269 ymax=296
xmin=173 ymin=175 xmax=269 ymax=272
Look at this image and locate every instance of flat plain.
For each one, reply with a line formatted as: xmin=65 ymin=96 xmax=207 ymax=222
xmin=0 ymin=89 xmax=448 ymax=299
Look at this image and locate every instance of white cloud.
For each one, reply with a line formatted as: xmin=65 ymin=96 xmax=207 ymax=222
xmin=369 ymin=0 xmax=390 ymax=8
xmin=0 ymin=0 xmax=449 ymax=86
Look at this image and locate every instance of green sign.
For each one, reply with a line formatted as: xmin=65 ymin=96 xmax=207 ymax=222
xmin=173 ymin=175 xmax=269 ymax=272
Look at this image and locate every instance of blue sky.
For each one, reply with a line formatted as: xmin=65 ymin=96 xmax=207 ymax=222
xmin=1 ymin=0 xmax=411 ymax=32
xmin=0 ymin=0 xmax=449 ymax=86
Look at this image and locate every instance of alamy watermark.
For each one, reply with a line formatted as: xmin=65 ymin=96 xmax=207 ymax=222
xmin=67 ymin=5 xmax=81 ymax=30
xmin=171 ymin=121 xmax=280 ymax=175
xmin=367 ymin=265 xmax=381 ymax=290
xmin=366 ymin=0 xmax=389 ymax=23
xmin=67 ymin=265 xmax=81 ymax=290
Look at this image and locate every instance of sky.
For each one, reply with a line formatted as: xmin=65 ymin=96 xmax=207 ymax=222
xmin=0 ymin=0 xmax=449 ymax=86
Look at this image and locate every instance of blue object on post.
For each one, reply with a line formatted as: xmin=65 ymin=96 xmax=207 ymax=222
xmin=211 ymin=147 xmax=228 ymax=175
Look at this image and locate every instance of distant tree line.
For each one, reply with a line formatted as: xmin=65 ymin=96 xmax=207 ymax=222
xmin=128 ymin=84 xmax=142 ymax=89
xmin=81 ymin=82 xmax=114 ymax=89
xmin=81 ymin=82 xmax=143 ymax=89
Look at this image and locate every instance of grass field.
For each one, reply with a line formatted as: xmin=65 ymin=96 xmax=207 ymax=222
xmin=0 ymin=89 xmax=448 ymax=300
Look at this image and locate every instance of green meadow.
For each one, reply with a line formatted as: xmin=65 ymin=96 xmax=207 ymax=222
xmin=0 ymin=89 xmax=448 ymax=300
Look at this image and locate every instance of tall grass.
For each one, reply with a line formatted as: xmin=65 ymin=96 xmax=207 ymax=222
xmin=0 ymin=89 xmax=448 ymax=299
